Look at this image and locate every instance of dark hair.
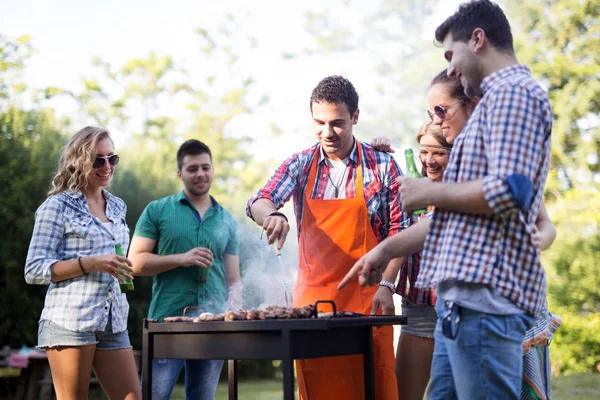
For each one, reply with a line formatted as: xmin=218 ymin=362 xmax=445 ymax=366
xmin=177 ymin=139 xmax=212 ymax=170
xmin=310 ymin=75 xmax=359 ymax=116
xmin=416 ymin=121 xmax=452 ymax=177
xmin=430 ymin=69 xmax=467 ymax=101
xmin=435 ymin=0 xmax=514 ymax=53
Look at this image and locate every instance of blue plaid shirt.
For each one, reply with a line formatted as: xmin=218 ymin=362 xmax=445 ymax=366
xmin=25 ymin=190 xmax=131 ymax=333
xmin=417 ymin=65 xmax=553 ymax=316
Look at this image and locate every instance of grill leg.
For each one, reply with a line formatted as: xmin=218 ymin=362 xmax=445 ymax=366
xmin=282 ymin=329 xmax=295 ymax=400
xmin=142 ymin=320 xmax=153 ymax=400
xmin=363 ymin=327 xmax=375 ymax=400
xmin=228 ymin=360 xmax=238 ymax=400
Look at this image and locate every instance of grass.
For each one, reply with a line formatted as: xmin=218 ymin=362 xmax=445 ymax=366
xmin=85 ymin=373 xmax=599 ymax=400
xmin=551 ymin=373 xmax=600 ymax=400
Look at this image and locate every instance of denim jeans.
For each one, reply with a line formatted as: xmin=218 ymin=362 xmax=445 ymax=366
xmin=427 ymin=299 xmax=534 ymax=400
xmin=151 ymin=358 xmax=223 ymax=400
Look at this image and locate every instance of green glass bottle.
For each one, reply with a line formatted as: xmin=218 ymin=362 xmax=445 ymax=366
xmin=115 ymin=244 xmax=134 ymax=292
xmin=404 ymin=148 xmax=427 ymax=215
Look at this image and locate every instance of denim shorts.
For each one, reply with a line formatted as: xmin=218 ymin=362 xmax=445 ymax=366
xmin=400 ymin=299 xmax=437 ymax=339
xmin=37 ymin=319 xmax=132 ymax=351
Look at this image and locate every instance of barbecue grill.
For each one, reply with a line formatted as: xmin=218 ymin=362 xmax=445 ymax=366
xmin=141 ymin=300 xmax=407 ymax=400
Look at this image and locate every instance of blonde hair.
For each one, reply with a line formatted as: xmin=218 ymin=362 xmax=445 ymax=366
xmin=49 ymin=126 xmax=113 ymax=196
xmin=415 ymin=121 xmax=451 ymax=150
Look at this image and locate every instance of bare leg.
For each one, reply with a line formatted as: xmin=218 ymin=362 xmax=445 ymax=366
xmin=46 ymin=345 xmax=95 ymax=400
xmin=396 ymin=334 xmax=434 ymax=400
xmin=93 ymin=348 xmax=142 ymax=400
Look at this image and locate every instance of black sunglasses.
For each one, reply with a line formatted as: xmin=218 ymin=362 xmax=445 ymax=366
xmin=441 ymin=300 xmax=461 ymax=340
xmin=427 ymin=98 xmax=467 ymax=121
xmin=93 ymin=154 xmax=120 ymax=169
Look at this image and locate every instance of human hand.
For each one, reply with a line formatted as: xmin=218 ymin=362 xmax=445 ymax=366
xmin=179 ymin=247 xmax=214 ymax=268
xmin=371 ymin=286 xmax=395 ymax=315
xmin=337 ymin=245 xmax=390 ymax=290
xmin=397 ymin=176 xmax=434 ymax=213
xmin=263 ymin=214 xmax=290 ymax=250
xmin=86 ymin=254 xmax=134 ymax=282
xmin=371 ymin=137 xmax=395 ymax=153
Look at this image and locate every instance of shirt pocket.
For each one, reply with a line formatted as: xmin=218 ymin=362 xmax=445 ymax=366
xmin=364 ymin=180 xmax=382 ymax=215
xmin=64 ymin=215 xmax=100 ymax=240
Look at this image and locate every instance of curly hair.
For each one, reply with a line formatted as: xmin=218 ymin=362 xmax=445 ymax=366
xmin=309 ymin=75 xmax=359 ymax=116
xmin=435 ymin=0 xmax=514 ymax=54
xmin=416 ymin=121 xmax=452 ymax=177
xmin=49 ymin=126 xmax=113 ymax=196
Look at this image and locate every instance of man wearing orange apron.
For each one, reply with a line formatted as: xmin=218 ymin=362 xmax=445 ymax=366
xmin=247 ymin=75 xmax=409 ymax=399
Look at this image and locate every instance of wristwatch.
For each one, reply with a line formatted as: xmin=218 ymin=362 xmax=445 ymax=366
xmin=379 ymin=279 xmax=396 ymax=293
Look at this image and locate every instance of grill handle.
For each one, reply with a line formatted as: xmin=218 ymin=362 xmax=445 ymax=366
xmin=314 ymin=300 xmax=337 ymax=317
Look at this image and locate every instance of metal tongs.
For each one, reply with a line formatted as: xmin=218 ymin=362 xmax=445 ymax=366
xmin=273 ymin=243 xmax=291 ymax=307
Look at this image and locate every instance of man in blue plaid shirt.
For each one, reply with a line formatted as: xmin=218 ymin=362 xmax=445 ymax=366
xmin=396 ymin=1 xmax=553 ymax=398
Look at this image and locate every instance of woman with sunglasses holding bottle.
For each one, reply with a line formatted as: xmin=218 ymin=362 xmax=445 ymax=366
xmin=359 ymin=69 xmax=557 ymax=400
xmin=25 ymin=126 xmax=141 ymax=400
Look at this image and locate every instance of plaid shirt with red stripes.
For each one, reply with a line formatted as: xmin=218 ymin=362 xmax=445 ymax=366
xmin=246 ymin=140 xmax=412 ymax=244
xmin=416 ymin=64 xmax=553 ymax=316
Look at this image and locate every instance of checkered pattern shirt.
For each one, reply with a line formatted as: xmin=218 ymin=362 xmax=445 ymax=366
xmin=396 ymin=210 xmax=436 ymax=305
xmin=246 ymin=139 xmax=412 ymax=243
xmin=25 ymin=190 xmax=131 ymax=332
xmin=416 ymin=65 xmax=553 ymax=316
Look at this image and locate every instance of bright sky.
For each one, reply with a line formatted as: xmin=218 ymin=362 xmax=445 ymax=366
xmin=1 ymin=0 xmax=462 ymax=161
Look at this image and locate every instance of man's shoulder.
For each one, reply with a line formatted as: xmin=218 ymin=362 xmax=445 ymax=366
xmin=488 ymin=69 xmax=548 ymax=103
xmin=358 ymin=140 xmax=396 ymax=168
xmin=146 ymin=193 xmax=182 ymax=208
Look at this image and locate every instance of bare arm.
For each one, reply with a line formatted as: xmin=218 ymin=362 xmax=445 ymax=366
xmin=128 ymin=236 xmax=213 ymax=277
xmin=50 ymin=255 xmax=134 ymax=283
xmin=250 ymin=198 xmax=290 ymax=249
xmin=225 ymin=253 xmax=242 ymax=310
xmin=338 ymin=218 xmax=431 ymax=289
xmin=533 ymin=201 xmax=556 ymax=251
xmin=398 ymin=177 xmax=494 ymax=216
xmin=371 ymin=256 xmax=404 ymax=315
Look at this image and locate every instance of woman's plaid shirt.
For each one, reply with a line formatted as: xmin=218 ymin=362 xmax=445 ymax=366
xmin=25 ymin=190 xmax=131 ymax=332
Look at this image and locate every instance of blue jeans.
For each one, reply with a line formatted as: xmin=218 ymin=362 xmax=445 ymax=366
xmin=427 ymin=299 xmax=534 ymax=400
xmin=151 ymin=359 xmax=223 ymax=400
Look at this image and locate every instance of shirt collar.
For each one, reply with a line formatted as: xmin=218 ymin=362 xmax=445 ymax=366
xmin=177 ymin=190 xmax=221 ymax=210
xmin=318 ymin=137 xmax=358 ymax=165
xmin=480 ymin=64 xmax=531 ymax=94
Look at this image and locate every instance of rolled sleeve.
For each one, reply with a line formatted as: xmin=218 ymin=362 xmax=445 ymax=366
xmin=482 ymin=84 xmax=547 ymax=215
xmin=246 ymin=155 xmax=300 ymax=220
xmin=383 ymin=157 xmax=404 ymax=237
xmin=25 ymin=197 xmax=64 ymax=285
xmin=133 ymin=201 xmax=159 ymax=240
xmin=225 ymin=218 xmax=240 ymax=256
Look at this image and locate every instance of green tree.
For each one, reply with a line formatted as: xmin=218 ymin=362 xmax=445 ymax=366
xmin=0 ymin=34 xmax=32 ymax=102
xmin=508 ymin=0 xmax=600 ymax=374
xmin=0 ymin=106 xmax=68 ymax=347
xmin=291 ymin=0 xmax=443 ymax=149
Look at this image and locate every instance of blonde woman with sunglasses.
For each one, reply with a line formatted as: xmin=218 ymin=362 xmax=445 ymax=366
xmin=25 ymin=126 xmax=141 ymax=400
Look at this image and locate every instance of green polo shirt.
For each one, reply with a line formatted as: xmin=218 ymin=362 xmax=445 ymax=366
xmin=134 ymin=190 xmax=239 ymax=320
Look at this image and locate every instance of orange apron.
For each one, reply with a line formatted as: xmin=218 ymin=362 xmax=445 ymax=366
xmin=294 ymin=145 xmax=398 ymax=400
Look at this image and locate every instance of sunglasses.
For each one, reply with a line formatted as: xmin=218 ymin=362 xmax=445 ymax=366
xmin=441 ymin=300 xmax=461 ymax=340
xmin=93 ymin=154 xmax=120 ymax=169
xmin=427 ymin=99 xmax=466 ymax=121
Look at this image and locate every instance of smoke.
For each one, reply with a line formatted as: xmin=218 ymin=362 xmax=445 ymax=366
xmin=238 ymin=223 xmax=299 ymax=309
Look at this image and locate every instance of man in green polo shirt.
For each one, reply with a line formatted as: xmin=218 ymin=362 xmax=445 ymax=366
xmin=129 ymin=139 xmax=241 ymax=400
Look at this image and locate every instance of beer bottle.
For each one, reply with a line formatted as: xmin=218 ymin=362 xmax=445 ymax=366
xmin=404 ymin=148 xmax=427 ymax=215
xmin=115 ymin=244 xmax=134 ymax=292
